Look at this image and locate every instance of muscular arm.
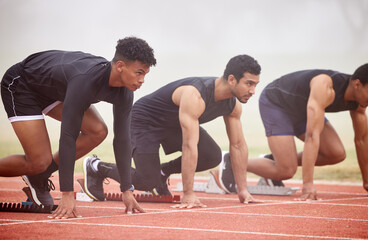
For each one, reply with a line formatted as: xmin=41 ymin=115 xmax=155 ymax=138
xmin=173 ymin=86 xmax=205 ymax=195
xmin=170 ymin=86 xmax=205 ymax=197
xmin=301 ymin=74 xmax=335 ymax=198
xmin=350 ymin=106 xmax=368 ymax=192
xmin=224 ymin=100 xmax=253 ymax=203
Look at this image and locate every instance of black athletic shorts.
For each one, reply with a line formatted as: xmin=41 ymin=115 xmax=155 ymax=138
xmin=1 ymin=64 xmax=59 ymax=122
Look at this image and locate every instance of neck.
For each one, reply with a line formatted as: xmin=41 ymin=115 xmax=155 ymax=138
xmin=344 ymin=80 xmax=355 ymax=102
xmin=214 ymin=77 xmax=233 ymax=101
xmin=109 ymin=62 xmax=119 ymax=87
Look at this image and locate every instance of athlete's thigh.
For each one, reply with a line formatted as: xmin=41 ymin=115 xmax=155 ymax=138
xmin=47 ymin=103 xmax=106 ymax=133
xmin=197 ymin=127 xmax=221 ymax=170
xmin=267 ymin=135 xmax=298 ymax=169
xmin=12 ymin=119 xmax=52 ymax=162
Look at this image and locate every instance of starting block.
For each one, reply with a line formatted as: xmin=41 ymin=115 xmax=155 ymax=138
xmin=0 ymin=202 xmax=57 ymax=213
xmin=75 ymin=179 xmax=94 ymax=202
xmin=173 ymin=172 xmax=299 ymax=196
xmin=173 ymin=172 xmax=226 ymax=194
xmin=77 ymin=178 xmax=181 ymax=203
xmin=105 ymin=192 xmax=181 ymax=203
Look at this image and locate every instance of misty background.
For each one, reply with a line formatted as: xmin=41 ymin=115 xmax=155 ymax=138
xmin=0 ymin=0 xmax=367 ymax=163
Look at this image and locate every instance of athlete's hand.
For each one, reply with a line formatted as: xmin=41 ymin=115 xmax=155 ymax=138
xmin=122 ymin=191 xmax=145 ymax=214
xmin=238 ymin=189 xmax=256 ymax=204
xmin=172 ymin=192 xmax=206 ymax=209
xmin=296 ymin=183 xmax=319 ymax=201
xmin=49 ymin=191 xmax=81 ymax=219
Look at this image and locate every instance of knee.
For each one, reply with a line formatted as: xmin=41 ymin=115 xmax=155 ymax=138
xmin=199 ymin=146 xmax=222 ymax=170
xmin=324 ymin=148 xmax=346 ymax=165
xmin=277 ymin=165 xmax=297 ymax=180
xmin=27 ymin=156 xmax=52 ymax=175
xmin=333 ymin=148 xmax=346 ymax=164
xmin=87 ymin=121 xmax=108 ymax=144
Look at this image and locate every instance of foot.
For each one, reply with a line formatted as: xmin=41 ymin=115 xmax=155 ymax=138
xmin=22 ymin=175 xmax=55 ymax=206
xmin=258 ymin=153 xmax=285 ymax=187
xmin=218 ymin=152 xmax=237 ymax=194
xmin=152 ymin=173 xmax=172 ymax=196
xmin=83 ymin=156 xmax=105 ymax=201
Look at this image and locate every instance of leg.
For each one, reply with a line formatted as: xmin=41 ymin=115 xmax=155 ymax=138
xmin=297 ymin=121 xmax=346 ymax=166
xmin=161 ymin=127 xmax=222 ymax=174
xmin=46 ymin=103 xmax=108 ymax=163
xmin=247 ymin=135 xmax=299 ymax=180
xmin=0 ymin=119 xmax=53 ymax=176
xmin=132 ymin=151 xmax=162 ymax=191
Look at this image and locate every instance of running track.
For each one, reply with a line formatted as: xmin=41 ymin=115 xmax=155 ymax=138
xmin=0 ymin=175 xmax=367 ymax=239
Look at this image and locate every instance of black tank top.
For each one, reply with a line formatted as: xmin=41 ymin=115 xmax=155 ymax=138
xmin=264 ymin=69 xmax=359 ymax=118
xmin=132 ymin=77 xmax=236 ymax=130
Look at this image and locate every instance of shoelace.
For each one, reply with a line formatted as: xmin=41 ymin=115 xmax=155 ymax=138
xmin=46 ymin=179 xmax=55 ymax=191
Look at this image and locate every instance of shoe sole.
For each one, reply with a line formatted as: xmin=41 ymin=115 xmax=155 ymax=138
xmin=218 ymin=154 xmax=232 ymax=194
xmin=82 ymin=157 xmax=99 ymax=201
xmin=21 ymin=176 xmax=43 ymax=206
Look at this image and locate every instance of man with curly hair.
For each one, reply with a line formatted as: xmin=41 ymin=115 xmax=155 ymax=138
xmin=0 ymin=37 xmax=156 ymax=218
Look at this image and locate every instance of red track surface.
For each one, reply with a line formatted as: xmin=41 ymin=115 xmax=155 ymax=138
xmin=0 ymin=174 xmax=367 ymax=239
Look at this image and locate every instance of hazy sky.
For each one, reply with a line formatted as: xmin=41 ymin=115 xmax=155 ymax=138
xmin=0 ymin=0 xmax=367 ymax=146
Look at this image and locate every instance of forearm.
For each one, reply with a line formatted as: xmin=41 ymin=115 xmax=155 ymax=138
xmin=181 ymin=145 xmax=198 ymax=194
xmin=355 ymin=138 xmax=368 ymax=187
xmin=302 ymin=138 xmax=319 ymax=185
xmin=229 ymin=144 xmax=248 ymax=192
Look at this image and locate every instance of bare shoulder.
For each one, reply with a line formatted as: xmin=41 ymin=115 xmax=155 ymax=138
xmin=172 ymin=85 xmax=202 ymax=106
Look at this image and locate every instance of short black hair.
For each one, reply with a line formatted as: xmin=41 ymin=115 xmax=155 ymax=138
xmin=223 ymin=55 xmax=261 ymax=82
xmin=113 ymin=37 xmax=156 ymax=66
xmin=352 ymin=63 xmax=368 ymax=85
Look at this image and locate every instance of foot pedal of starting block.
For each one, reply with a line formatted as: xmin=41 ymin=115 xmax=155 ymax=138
xmin=105 ymin=192 xmax=180 ymax=203
xmin=247 ymin=185 xmax=299 ymax=196
xmin=173 ymin=174 xmax=226 ymax=194
xmin=0 ymin=202 xmax=57 ymax=213
xmin=76 ymin=179 xmax=94 ymax=202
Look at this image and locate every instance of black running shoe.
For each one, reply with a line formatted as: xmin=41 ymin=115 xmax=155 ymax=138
xmin=259 ymin=153 xmax=285 ymax=187
xmin=22 ymin=175 xmax=55 ymax=206
xmin=152 ymin=173 xmax=172 ymax=196
xmin=83 ymin=156 xmax=105 ymax=201
xmin=219 ymin=152 xmax=237 ymax=194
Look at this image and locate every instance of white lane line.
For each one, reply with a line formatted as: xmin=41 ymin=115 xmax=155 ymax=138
xmin=201 ymin=211 xmax=368 ymax=222
xmin=49 ymin=221 xmax=368 ymax=240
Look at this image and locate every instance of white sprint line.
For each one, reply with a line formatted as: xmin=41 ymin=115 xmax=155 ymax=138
xmin=50 ymin=221 xmax=367 ymax=240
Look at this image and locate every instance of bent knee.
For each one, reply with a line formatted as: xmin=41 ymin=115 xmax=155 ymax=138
xmin=330 ymin=149 xmax=346 ymax=164
xmin=86 ymin=121 xmax=108 ymax=143
xmin=277 ymin=165 xmax=297 ymax=180
xmin=26 ymin=156 xmax=52 ymax=175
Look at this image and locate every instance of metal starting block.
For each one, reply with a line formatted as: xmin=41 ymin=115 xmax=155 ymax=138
xmin=77 ymin=178 xmax=180 ymax=203
xmin=174 ymin=174 xmax=299 ymax=196
xmin=0 ymin=202 xmax=57 ymax=213
xmin=105 ymin=192 xmax=181 ymax=203
xmin=75 ymin=179 xmax=95 ymax=202
xmin=173 ymin=172 xmax=226 ymax=194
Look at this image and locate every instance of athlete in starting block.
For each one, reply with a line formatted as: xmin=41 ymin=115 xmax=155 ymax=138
xmin=82 ymin=54 xmax=261 ymax=208
xmin=215 ymin=64 xmax=368 ymax=200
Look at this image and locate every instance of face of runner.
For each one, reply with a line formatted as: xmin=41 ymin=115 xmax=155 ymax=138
xmin=230 ymin=72 xmax=259 ymax=103
xmin=115 ymin=60 xmax=150 ymax=91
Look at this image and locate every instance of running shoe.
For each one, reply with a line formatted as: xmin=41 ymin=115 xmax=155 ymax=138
xmin=259 ymin=153 xmax=285 ymax=187
xmin=218 ymin=152 xmax=237 ymax=194
xmin=152 ymin=173 xmax=172 ymax=196
xmin=83 ymin=156 xmax=106 ymax=201
xmin=22 ymin=175 xmax=55 ymax=206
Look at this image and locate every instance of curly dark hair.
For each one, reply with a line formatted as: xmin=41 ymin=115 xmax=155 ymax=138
xmin=113 ymin=37 xmax=156 ymax=66
xmin=223 ymin=55 xmax=261 ymax=82
xmin=352 ymin=63 xmax=368 ymax=85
